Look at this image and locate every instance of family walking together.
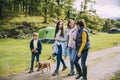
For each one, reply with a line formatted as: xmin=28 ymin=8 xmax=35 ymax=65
xmin=28 ymin=19 xmax=90 ymax=80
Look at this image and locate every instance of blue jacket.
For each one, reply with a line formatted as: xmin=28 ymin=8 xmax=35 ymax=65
xmin=30 ymin=39 xmax=42 ymax=54
xmin=76 ymin=27 xmax=90 ymax=51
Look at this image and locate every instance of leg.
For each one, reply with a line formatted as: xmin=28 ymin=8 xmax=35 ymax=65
xmin=29 ymin=53 xmax=35 ymax=73
xmin=36 ymin=54 xmax=40 ymax=71
xmin=59 ymin=46 xmax=67 ymax=71
xmin=41 ymin=67 xmax=44 ymax=74
xmin=52 ymin=45 xmax=61 ymax=76
xmin=74 ymin=52 xmax=82 ymax=79
xmin=55 ymin=46 xmax=61 ymax=71
xmin=68 ymin=47 xmax=73 ymax=74
xmin=70 ymin=48 xmax=76 ymax=74
xmin=81 ymin=49 xmax=89 ymax=80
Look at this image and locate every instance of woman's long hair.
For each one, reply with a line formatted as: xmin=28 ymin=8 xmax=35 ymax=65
xmin=54 ymin=21 xmax=64 ymax=38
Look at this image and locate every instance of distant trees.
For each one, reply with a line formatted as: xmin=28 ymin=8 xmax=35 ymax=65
xmin=1 ymin=0 xmax=75 ymax=22
xmin=0 ymin=0 xmax=120 ymax=32
xmin=0 ymin=0 xmax=4 ymax=17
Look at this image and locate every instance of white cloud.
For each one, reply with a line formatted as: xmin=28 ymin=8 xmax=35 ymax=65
xmin=73 ymin=0 xmax=120 ymax=18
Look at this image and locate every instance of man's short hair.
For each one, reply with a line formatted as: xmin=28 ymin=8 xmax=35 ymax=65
xmin=33 ymin=32 xmax=38 ymax=36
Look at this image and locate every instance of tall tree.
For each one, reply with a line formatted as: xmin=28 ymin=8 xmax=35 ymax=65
xmin=0 ymin=0 xmax=4 ymax=17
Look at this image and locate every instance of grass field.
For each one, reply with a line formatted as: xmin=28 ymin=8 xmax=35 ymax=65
xmin=0 ymin=33 xmax=120 ymax=77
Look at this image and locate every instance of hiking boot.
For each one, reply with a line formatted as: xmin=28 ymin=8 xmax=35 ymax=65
xmin=81 ymin=77 xmax=87 ymax=80
xmin=82 ymin=66 xmax=87 ymax=80
xmin=28 ymin=68 xmax=33 ymax=73
xmin=52 ymin=70 xmax=58 ymax=76
xmin=68 ymin=72 xmax=75 ymax=76
xmin=62 ymin=66 xmax=67 ymax=71
xmin=75 ymin=74 xmax=82 ymax=79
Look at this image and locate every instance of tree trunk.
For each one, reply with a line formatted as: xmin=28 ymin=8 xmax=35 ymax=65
xmin=23 ymin=0 xmax=25 ymax=12
xmin=43 ymin=0 xmax=48 ymax=23
xmin=0 ymin=5 xmax=2 ymax=17
xmin=44 ymin=7 xmax=47 ymax=23
xmin=25 ymin=0 xmax=28 ymax=17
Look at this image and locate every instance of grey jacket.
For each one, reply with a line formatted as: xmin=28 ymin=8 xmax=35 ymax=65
xmin=52 ymin=30 xmax=68 ymax=58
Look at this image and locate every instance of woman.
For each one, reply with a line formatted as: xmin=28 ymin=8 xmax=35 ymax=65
xmin=74 ymin=19 xmax=90 ymax=80
xmin=67 ymin=20 xmax=78 ymax=76
xmin=52 ymin=21 xmax=67 ymax=76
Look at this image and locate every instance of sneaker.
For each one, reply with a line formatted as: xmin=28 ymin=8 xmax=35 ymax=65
xmin=68 ymin=73 xmax=75 ymax=76
xmin=52 ymin=70 xmax=58 ymax=76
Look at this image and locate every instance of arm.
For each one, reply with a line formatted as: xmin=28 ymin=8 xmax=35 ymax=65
xmin=56 ymin=30 xmax=68 ymax=42
xmin=36 ymin=40 xmax=42 ymax=54
xmin=30 ymin=40 xmax=33 ymax=51
xmin=56 ymin=36 xmax=67 ymax=42
xmin=78 ymin=31 xmax=87 ymax=53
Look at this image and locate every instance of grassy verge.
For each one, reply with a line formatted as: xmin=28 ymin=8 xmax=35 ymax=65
xmin=90 ymin=33 xmax=120 ymax=52
xmin=111 ymin=71 xmax=120 ymax=80
xmin=0 ymin=33 xmax=120 ymax=77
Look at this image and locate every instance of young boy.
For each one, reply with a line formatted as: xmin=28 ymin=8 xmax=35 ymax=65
xmin=29 ymin=32 xmax=42 ymax=73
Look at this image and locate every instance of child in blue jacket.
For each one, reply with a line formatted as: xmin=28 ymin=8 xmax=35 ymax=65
xmin=29 ymin=32 xmax=42 ymax=73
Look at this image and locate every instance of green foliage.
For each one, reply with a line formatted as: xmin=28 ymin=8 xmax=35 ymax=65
xmin=76 ymin=13 xmax=105 ymax=31
xmin=114 ymin=20 xmax=120 ymax=28
xmin=102 ymin=19 xmax=116 ymax=32
xmin=111 ymin=71 xmax=120 ymax=80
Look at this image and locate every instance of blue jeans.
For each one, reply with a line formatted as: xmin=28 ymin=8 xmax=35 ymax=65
xmin=68 ymin=47 xmax=77 ymax=74
xmin=74 ymin=49 xmax=89 ymax=76
xmin=55 ymin=45 xmax=66 ymax=71
xmin=31 ymin=53 xmax=40 ymax=69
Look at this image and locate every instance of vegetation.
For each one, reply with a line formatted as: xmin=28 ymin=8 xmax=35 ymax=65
xmin=111 ymin=71 xmax=120 ymax=80
xmin=0 ymin=0 xmax=120 ymax=37
xmin=0 ymin=33 xmax=120 ymax=77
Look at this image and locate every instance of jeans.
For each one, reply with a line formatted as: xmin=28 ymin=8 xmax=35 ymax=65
xmin=68 ymin=47 xmax=77 ymax=74
xmin=30 ymin=53 xmax=40 ymax=69
xmin=74 ymin=49 xmax=89 ymax=77
xmin=55 ymin=45 xmax=66 ymax=71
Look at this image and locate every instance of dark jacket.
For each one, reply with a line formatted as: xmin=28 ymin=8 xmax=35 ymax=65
xmin=30 ymin=39 xmax=42 ymax=54
xmin=76 ymin=27 xmax=90 ymax=51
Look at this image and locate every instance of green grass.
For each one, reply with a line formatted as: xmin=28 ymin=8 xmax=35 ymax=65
xmin=0 ymin=33 xmax=120 ymax=77
xmin=111 ymin=71 xmax=120 ymax=80
xmin=90 ymin=33 xmax=120 ymax=52
xmin=0 ymin=39 xmax=52 ymax=77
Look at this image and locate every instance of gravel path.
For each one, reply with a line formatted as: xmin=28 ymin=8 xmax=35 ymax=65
xmin=1 ymin=46 xmax=120 ymax=80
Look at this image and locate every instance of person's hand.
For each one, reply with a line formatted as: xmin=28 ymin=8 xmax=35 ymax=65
xmin=32 ymin=49 xmax=36 ymax=52
xmin=73 ymin=37 xmax=76 ymax=41
xmin=55 ymin=38 xmax=58 ymax=41
xmin=74 ymin=46 xmax=76 ymax=50
xmin=77 ymin=53 xmax=81 ymax=58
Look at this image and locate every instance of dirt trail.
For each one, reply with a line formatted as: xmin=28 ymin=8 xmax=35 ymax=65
xmin=1 ymin=46 xmax=120 ymax=80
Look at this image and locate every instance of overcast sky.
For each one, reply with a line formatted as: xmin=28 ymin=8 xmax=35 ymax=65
xmin=73 ymin=0 xmax=120 ymax=18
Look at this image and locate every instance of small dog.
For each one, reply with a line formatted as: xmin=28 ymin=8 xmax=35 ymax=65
xmin=38 ymin=60 xmax=51 ymax=74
